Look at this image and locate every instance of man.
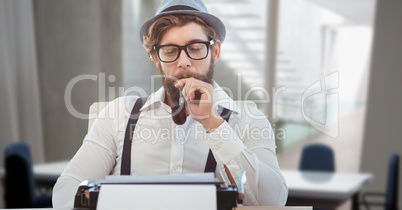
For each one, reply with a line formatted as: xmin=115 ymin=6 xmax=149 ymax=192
xmin=52 ymin=0 xmax=288 ymax=208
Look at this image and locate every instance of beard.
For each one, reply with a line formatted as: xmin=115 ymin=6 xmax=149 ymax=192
xmin=159 ymin=58 xmax=214 ymax=105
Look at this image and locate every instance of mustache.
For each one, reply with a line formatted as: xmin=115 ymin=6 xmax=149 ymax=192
xmin=163 ymin=72 xmax=212 ymax=103
xmin=165 ymin=71 xmax=211 ymax=83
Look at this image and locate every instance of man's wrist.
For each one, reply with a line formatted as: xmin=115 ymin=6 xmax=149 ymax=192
xmin=201 ymin=116 xmax=224 ymax=133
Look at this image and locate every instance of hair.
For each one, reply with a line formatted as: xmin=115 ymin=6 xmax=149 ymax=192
xmin=142 ymin=15 xmax=219 ymax=56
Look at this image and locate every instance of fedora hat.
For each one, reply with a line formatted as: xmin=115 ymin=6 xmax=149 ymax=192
xmin=139 ymin=0 xmax=226 ymax=43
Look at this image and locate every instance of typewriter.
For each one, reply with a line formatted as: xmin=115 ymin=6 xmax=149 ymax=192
xmin=73 ymin=173 xmax=245 ymax=210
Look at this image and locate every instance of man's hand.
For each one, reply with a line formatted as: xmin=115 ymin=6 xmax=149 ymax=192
xmin=175 ymin=78 xmax=224 ymax=132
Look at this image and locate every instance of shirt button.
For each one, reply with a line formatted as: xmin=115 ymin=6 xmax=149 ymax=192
xmin=173 ymin=165 xmax=178 ymax=171
xmin=215 ymin=144 xmax=222 ymax=150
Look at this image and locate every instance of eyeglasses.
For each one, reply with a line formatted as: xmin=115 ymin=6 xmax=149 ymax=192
xmin=153 ymin=40 xmax=214 ymax=63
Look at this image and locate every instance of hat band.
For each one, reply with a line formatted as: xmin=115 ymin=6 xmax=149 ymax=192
xmin=162 ymin=5 xmax=199 ymax=12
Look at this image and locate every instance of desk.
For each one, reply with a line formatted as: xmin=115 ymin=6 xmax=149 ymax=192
xmin=1 ymin=162 xmax=371 ymax=210
xmin=237 ymin=207 xmax=311 ymax=210
xmin=0 ymin=160 xmax=67 ymax=181
xmin=0 ymin=207 xmax=312 ymax=210
xmin=0 ymin=160 xmax=68 ymax=193
xmin=282 ymin=170 xmax=372 ymax=210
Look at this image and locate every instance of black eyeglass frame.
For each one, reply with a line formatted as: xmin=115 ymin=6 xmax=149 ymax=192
xmin=153 ymin=40 xmax=215 ymax=63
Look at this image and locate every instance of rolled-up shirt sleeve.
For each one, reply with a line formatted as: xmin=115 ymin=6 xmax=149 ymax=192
xmin=207 ymin=105 xmax=288 ymax=206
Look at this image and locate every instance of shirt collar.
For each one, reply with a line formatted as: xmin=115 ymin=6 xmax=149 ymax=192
xmin=140 ymin=80 xmax=240 ymax=114
xmin=140 ymin=86 xmax=166 ymax=112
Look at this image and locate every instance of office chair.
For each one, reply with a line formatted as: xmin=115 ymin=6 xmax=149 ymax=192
xmin=299 ymin=143 xmax=335 ymax=172
xmin=361 ymin=153 xmax=399 ymax=210
xmin=4 ymin=142 xmax=52 ymax=208
xmin=293 ymin=143 xmax=335 ymax=210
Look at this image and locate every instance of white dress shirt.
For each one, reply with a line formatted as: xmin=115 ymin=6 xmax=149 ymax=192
xmin=52 ymin=82 xmax=288 ymax=208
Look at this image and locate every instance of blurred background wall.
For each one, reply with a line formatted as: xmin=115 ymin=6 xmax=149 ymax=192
xmin=33 ymin=0 xmax=123 ymax=162
xmin=0 ymin=0 xmax=45 ymax=165
xmin=0 ymin=0 xmax=401 ymax=209
xmin=360 ymin=0 xmax=402 ymax=203
xmin=1 ymin=0 xmax=123 ymax=163
xmin=32 ymin=0 xmax=123 ymax=160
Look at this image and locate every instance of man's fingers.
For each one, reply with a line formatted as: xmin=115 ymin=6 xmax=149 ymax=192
xmin=175 ymin=77 xmax=212 ymax=103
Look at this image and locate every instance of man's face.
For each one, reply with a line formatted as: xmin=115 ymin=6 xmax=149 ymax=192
xmin=152 ymin=22 xmax=221 ymax=103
